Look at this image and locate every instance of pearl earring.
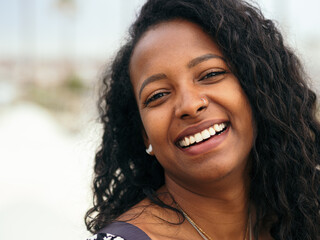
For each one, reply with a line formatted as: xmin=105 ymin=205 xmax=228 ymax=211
xmin=146 ymin=144 xmax=153 ymax=155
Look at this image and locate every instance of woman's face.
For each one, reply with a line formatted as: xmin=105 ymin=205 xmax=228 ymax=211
xmin=130 ymin=20 xmax=255 ymax=187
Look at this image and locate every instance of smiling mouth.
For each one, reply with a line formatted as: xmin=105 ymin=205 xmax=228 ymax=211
xmin=177 ymin=122 xmax=229 ymax=148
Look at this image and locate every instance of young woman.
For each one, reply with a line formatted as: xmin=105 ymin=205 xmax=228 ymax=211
xmin=85 ymin=0 xmax=320 ymax=239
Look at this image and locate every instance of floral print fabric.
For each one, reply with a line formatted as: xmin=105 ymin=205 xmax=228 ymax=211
xmin=87 ymin=233 xmax=125 ymax=240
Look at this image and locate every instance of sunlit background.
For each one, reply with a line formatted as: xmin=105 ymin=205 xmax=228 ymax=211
xmin=0 ymin=0 xmax=319 ymax=239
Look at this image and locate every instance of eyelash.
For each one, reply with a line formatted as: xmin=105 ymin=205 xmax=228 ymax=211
xmin=144 ymin=92 xmax=168 ymax=106
xmin=200 ymin=70 xmax=226 ymax=81
xmin=143 ymin=70 xmax=226 ymax=107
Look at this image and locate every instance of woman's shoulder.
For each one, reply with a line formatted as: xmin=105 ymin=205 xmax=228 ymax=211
xmin=87 ymin=221 xmax=152 ymax=240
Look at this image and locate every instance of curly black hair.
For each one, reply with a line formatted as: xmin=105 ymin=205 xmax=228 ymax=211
xmin=85 ymin=0 xmax=320 ymax=239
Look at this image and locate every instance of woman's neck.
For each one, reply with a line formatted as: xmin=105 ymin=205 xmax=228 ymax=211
xmin=162 ymin=172 xmax=251 ymax=240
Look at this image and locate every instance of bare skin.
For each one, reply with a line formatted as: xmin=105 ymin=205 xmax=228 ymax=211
xmin=120 ymin=19 xmax=273 ymax=240
xmin=118 ymin=183 xmax=273 ymax=240
xmin=118 ymin=185 xmax=272 ymax=240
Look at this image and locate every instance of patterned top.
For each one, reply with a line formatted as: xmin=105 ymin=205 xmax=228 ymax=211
xmin=87 ymin=222 xmax=151 ymax=240
xmin=87 ymin=233 xmax=124 ymax=240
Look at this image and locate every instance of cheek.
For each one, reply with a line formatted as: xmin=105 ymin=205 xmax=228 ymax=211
xmin=235 ymin=93 xmax=255 ymax=149
xmin=239 ymin=98 xmax=253 ymax=129
xmin=222 ymin=82 xmax=255 ymax=145
xmin=140 ymin=109 xmax=171 ymax=144
xmin=228 ymin=83 xmax=253 ymax=126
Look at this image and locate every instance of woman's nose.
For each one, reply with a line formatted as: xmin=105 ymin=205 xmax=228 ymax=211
xmin=175 ymin=89 xmax=208 ymax=119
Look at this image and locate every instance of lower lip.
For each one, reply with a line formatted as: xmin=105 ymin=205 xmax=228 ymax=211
xmin=178 ymin=126 xmax=230 ymax=156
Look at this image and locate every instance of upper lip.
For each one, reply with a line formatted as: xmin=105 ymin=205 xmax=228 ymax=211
xmin=174 ymin=119 xmax=229 ymax=143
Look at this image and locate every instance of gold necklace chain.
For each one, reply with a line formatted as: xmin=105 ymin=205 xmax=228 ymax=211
xmin=178 ymin=206 xmax=251 ymax=240
xmin=179 ymin=208 xmax=213 ymax=240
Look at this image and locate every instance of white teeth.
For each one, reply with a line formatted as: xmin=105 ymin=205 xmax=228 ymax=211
xmin=201 ymin=129 xmax=211 ymax=139
xmin=195 ymin=133 xmax=203 ymax=143
xmin=189 ymin=136 xmax=196 ymax=144
xmin=178 ymin=122 xmax=227 ymax=148
xmin=214 ymin=124 xmax=221 ymax=131
xmin=209 ymin=127 xmax=216 ymax=136
xmin=184 ymin=137 xmax=190 ymax=145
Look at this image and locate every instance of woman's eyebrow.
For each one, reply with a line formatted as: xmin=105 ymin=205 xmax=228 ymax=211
xmin=187 ymin=53 xmax=225 ymax=68
xmin=138 ymin=73 xmax=166 ymax=99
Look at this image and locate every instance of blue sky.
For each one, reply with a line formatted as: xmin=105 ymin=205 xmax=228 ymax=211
xmin=0 ymin=0 xmax=319 ymax=60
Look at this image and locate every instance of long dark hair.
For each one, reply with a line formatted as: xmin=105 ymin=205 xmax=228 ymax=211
xmin=85 ymin=0 xmax=320 ymax=239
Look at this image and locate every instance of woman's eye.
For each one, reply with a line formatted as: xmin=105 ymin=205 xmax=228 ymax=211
xmin=200 ymin=70 xmax=226 ymax=81
xmin=144 ymin=92 xmax=168 ymax=106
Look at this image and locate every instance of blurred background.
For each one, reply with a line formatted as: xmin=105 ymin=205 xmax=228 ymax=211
xmin=0 ymin=0 xmax=319 ymax=239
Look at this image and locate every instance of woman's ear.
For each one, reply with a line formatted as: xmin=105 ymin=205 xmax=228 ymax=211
xmin=142 ymin=129 xmax=154 ymax=155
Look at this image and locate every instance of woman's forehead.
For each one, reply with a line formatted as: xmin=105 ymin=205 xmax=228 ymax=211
xmin=132 ymin=20 xmax=218 ymax=55
xmin=129 ymin=20 xmax=223 ymax=81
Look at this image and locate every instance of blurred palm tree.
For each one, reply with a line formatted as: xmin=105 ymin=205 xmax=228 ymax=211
xmin=19 ymin=0 xmax=36 ymax=82
xmin=54 ymin=0 xmax=77 ymax=76
xmin=55 ymin=0 xmax=77 ymax=17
